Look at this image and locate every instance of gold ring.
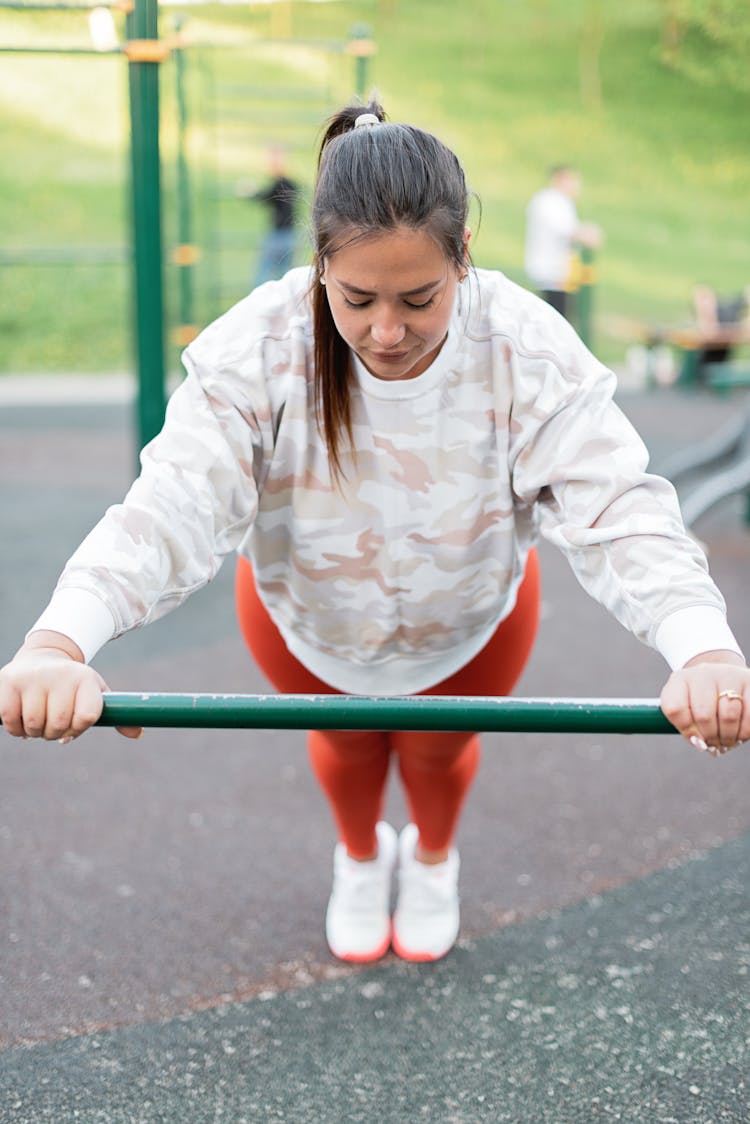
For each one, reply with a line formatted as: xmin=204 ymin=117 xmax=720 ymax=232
xmin=718 ymin=689 xmax=743 ymax=703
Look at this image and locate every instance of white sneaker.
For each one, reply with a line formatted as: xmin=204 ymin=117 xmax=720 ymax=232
xmin=325 ymin=821 xmax=398 ymax=962
xmin=392 ymin=823 xmax=460 ymax=962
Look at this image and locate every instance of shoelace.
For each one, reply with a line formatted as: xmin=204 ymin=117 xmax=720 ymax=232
xmin=334 ymin=858 xmax=389 ymax=908
xmin=400 ymin=863 xmax=455 ymax=907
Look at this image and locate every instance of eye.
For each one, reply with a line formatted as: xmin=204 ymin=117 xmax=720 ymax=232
xmin=343 ymin=297 xmax=372 ymax=309
xmin=404 ymin=297 xmax=435 ymax=309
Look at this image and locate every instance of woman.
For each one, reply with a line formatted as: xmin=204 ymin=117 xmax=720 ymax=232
xmin=1 ymin=102 xmax=747 ymax=965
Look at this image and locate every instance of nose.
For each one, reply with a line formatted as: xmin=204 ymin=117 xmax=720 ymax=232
xmin=370 ymin=308 xmax=406 ymax=348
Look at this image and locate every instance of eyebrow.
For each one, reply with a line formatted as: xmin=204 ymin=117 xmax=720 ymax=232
xmin=336 ymin=279 xmax=443 ymax=298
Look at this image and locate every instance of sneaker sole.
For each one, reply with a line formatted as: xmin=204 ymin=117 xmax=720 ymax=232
xmin=327 ymin=928 xmax=392 ymax=964
xmin=391 ymin=930 xmax=454 ymax=963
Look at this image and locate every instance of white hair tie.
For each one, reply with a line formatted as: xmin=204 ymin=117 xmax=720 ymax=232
xmin=354 ymin=112 xmax=381 ymax=129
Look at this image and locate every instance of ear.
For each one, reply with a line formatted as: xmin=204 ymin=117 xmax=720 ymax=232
xmin=458 ymin=227 xmax=472 ymax=281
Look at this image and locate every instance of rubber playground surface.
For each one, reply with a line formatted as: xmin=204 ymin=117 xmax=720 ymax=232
xmin=1 ymin=379 xmax=750 ymax=1121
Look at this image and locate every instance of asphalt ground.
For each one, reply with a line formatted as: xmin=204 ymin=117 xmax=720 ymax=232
xmin=1 ymin=379 xmax=750 ymax=1121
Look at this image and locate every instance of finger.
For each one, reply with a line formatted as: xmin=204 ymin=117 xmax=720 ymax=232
xmin=69 ymin=677 xmax=105 ymax=737
xmin=685 ymin=681 xmax=721 ymax=750
xmin=0 ymin=683 xmax=25 ymax=738
xmin=738 ymin=697 xmax=750 ymax=745
xmin=660 ymin=676 xmax=708 ymax=750
xmin=20 ymin=686 xmax=51 ymax=739
xmin=98 ymin=681 xmax=143 ymax=739
xmin=116 ymin=726 xmax=144 ymax=740
xmin=97 ymin=681 xmax=142 ymax=739
xmin=716 ymin=691 xmax=744 ymax=751
xmin=44 ymin=684 xmax=78 ymax=741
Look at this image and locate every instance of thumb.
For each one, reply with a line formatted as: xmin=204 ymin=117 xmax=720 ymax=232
xmin=116 ymin=726 xmax=145 ymax=740
xmin=98 ymin=676 xmax=144 ymax=741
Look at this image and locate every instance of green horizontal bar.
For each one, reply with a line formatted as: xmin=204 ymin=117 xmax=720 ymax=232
xmin=0 ymin=2 xmax=119 ymax=9
xmin=97 ymin=693 xmax=676 ymax=735
xmin=0 ymin=246 xmax=128 ymax=265
xmin=0 ymin=45 xmax=120 ymax=54
xmin=194 ymin=38 xmax=347 ymax=54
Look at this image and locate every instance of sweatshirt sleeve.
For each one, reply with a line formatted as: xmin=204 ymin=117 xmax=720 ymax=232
xmin=26 ymin=271 xmax=316 ymax=663
xmin=507 ymin=314 xmax=743 ymax=669
xmin=28 ymin=350 xmax=270 ymax=662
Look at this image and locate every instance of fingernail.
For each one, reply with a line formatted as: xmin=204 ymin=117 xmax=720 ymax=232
xmin=690 ymin=735 xmax=709 ymax=751
xmin=58 ymin=736 xmax=73 ymax=745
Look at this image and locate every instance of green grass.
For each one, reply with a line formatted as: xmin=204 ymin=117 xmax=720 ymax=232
xmin=0 ymin=0 xmax=748 ymax=373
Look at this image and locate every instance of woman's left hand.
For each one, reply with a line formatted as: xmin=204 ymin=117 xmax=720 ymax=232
xmin=660 ymin=649 xmax=750 ymax=757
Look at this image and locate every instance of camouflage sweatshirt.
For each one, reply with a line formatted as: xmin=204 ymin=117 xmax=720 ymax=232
xmin=32 ymin=267 xmax=741 ymax=693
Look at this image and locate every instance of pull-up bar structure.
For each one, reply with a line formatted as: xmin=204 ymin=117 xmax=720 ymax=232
xmin=3 ymin=0 xmax=377 ymax=455
xmin=94 ymin=693 xmax=676 ymax=734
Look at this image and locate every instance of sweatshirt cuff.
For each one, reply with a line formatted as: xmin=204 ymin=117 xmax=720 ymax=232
xmin=28 ymin=589 xmax=117 ymax=665
xmin=654 ymin=606 xmax=744 ymax=670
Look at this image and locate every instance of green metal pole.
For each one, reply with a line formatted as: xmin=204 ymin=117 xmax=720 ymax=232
xmin=200 ymin=49 xmax=222 ymax=323
xmin=577 ymin=245 xmax=595 ymax=350
xmin=675 ymin=347 xmax=700 ymax=388
xmin=95 ymin=693 xmax=676 ymax=734
xmin=348 ymin=24 xmax=375 ymax=99
xmin=126 ymin=0 xmax=167 ymax=454
xmin=173 ymin=16 xmax=196 ymax=343
xmin=355 ymin=51 xmax=367 ymax=99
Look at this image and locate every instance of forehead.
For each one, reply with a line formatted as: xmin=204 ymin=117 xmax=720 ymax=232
xmin=327 ymin=226 xmax=449 ymax=291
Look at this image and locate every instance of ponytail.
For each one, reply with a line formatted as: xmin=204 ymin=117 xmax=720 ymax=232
xmin=311 ymin=100 xmax=386 ymax=481
xmin=316 ymin=100 xmax=387 ymax=167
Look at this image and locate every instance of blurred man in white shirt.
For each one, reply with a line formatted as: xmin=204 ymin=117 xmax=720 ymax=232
xmin=524 ymin=165 xmax=603 ymax=319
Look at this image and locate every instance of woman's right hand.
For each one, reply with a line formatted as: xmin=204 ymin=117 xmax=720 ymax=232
xmin=0 ymin=631 xmax=142 ymax=742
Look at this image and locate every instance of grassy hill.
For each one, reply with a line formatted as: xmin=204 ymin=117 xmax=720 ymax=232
xmin=0 ymin=0 xmax=748 ymax=373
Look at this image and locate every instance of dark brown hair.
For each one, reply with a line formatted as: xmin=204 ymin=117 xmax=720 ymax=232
xmin=311 ymin=100 xmax=470 ymax=478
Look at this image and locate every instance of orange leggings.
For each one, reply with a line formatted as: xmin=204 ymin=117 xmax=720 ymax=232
xmin=235 ymin=552 xmax=540 ymax=858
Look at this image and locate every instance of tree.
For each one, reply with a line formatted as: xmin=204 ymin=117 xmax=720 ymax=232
xmin=661 ymin=0 xmax=750 ymax=92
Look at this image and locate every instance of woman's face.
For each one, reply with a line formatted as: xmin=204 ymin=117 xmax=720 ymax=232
xmin=322 ymin=225 xmax=469 ymax=381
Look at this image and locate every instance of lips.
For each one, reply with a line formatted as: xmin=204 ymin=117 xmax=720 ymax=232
xmin=370 ymin=350 xmax=409 ymax=364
